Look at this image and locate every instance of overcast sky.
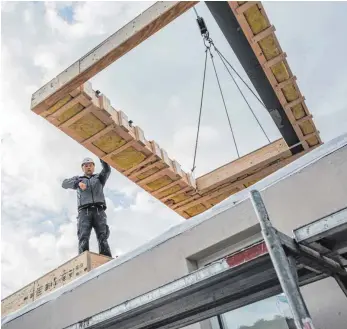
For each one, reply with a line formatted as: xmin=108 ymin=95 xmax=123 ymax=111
xmin=1 ymin=1 xmax=347 ymax=300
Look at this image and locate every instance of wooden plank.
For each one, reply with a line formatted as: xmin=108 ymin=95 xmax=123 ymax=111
xmin=196 ymin=139 xmax=290 ymax=192
xmin=1 ymin=252 xmax=112 ymax=317
xmin=275 ymin=75 xmax=297 ymax=90
xmin=302 ymin=131 xmax=320 ymax=141
xmin=82 ymin=124 xmax=117 ymax=146
xmin=228 ymin=1 xmax=321 ymax=151
xmin=88 ymin=252 xmax=112 ymax=270
xmin=1 ymin=283 xmax=35 ymax=317
xmin=151 ymin=179 xmax=188 ymax=197
xmin=172 ymin=193 xmax=202 ymax=210
xmin=236 ymin=1 xmax=260 ymax=15
xmin=251 ymin=25 xmax=275 ymax=43
xmin=284 ymin=96 xmax=305 ymax=111
xmin=59 ymin=104 xmax=95 ymax=128
xmin=129 ymin=161 xmax=165 ymax=180
xmin=137 ymin=168 xmax=173 ymax=186
xmin=176 ymin=184 xmax=240 ymax=212
xmin=179 ymin=148 xmax=311 ymax=217
xmin=160 ymin=186 xmax=193 ymax=202
xmin=293 ymin=114 xmax=313 ymax=125
xmin=263 ymin=52 xmax=287 ymax=69
xmin=102 ymin=140 xmax=137 ymax=162
xmin=31 ymin=1 xmax=198 ymax=115
xmin=123 ymin=154 xmax=157 ymax=176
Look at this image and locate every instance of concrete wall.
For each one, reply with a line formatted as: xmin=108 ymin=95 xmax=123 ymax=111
xmin=3 ymin=140 xmax=347 ymax=329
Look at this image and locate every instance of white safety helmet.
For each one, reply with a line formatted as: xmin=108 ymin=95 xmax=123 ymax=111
xmin=81 ymin=157 xmax=95 ymax=167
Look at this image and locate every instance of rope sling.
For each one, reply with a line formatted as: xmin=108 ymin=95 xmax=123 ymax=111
xmin=191 ymin=8 xmax=271 ymax=173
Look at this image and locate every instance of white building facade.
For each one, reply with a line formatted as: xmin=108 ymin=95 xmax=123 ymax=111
xmin=2 ymin=134 xmax=347 ymax=329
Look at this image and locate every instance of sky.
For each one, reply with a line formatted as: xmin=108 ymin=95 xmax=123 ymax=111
xmin=1 ymin=1 xmax=347 ymax=301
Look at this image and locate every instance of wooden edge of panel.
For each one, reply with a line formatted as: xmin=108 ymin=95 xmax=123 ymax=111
xmin=228 ymin=1 xmax=321 ymax=150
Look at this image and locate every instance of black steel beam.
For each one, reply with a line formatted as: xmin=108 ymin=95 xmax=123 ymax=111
xmin=205 ymin=1 xmax=303 ymax=154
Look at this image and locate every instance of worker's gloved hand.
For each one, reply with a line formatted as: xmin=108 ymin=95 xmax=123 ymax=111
xmin=79 ymin=182 xmax=87 ymax=191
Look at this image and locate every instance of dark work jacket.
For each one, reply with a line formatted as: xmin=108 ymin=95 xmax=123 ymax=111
xmin=62 ymin=159 xmax=111 ymax=210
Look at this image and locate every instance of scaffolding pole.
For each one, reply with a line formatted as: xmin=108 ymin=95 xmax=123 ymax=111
xmin=250 ymin=190 xmax=316 ymax=329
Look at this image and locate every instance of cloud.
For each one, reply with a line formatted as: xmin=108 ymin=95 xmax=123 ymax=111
xmin=2 ymin=1 xmax=347 ymax=301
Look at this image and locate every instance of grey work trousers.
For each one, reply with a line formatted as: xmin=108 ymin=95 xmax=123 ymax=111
xmin=77 ymin=206 xmax=112 ymax=257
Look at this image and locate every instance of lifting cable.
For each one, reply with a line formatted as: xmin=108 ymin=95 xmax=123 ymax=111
xmin=191 ymin=48 xmax=208 ymax=173
xmin=208 ymin=47 xmax=240 ymax=158
xmin=191 ymin=8 xmax=271 ymax=173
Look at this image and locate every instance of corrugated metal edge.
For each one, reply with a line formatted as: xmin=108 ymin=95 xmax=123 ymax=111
xmin=2 ymin=132 xmax=347 ymax=325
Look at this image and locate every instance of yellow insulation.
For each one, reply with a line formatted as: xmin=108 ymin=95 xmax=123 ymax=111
xmin=111 ymin=147 xmax=146 ymax=170
xmin=271 ymin=62 xmax=290 ymax=83
xmin=57 ymin=103 xmax=84 ymax=123
xmin=185 ymin=203 xmax=207 ymax=217
xmin=299 ymin=121 xmax=315 ymax=135
xmin=69 ymin=113 xmax=106 ymax=139
xmin=282 ymin=84 xmax=299 ymax=102
xmin=244 ymin=5 xmax=269 ymax=34
xmin=208 ymin=191 xmax=231 ymax=206
xmin=146 ymin=176 xmax=173 ymax=191
xmin=170 ymin=193 xmax=191 ymax=204
xmin=93 ymin=131 xmax=127 ymax=154
xmin=136 ymin=165 xmax=163 ymax=180
xmin=307 ymin=135 xmax=319 ymax=147
xmin=259 ymin=35 xmax=280 ymax=60
xmin=292 ymin=104 xmax=306 ymax=120
xmin=156 ymin=184 xmax=182 ymax=199
xmin=45 ymin=95 xmax=72 ymax=115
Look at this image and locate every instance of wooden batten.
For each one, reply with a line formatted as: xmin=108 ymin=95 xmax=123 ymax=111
xmin=229 ymin=1 xmax=321 ymax=150
xmin=29 ymin=1 xmax=323 ymax=219
xmin=33 ymin=78 xmax=319 ymax=218
xmin=251 ymin=25 xmax=275 ymax=43
xmin=196 ymin=138 xmax=291 ymax=193
xmin=36 ymin=80 xmax=198 ymax=214
xmin=30 ymin=2 xmax=198 ymax=115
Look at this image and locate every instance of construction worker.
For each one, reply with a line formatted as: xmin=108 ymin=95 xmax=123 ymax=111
xmin=62 ymin=157 xmax=112 ymax=257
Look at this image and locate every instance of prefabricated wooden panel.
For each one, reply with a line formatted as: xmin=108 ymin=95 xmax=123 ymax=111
xmin=28 ymin=1 xmax=323 ymax=219
xmin=30 ymin=1 xmax=198 ymax=115
xmin=35 ymin=81 xmax=197 ymax=211
xmin=196 ymin=138 xmax=290 ymax=193
xmin=34 ymin=80 xmax=320 ymax=219
xmin=1 ymin=252 xmax=112 ymax=317
xmin=33 ymin=253 xmax=89 ymax=301
xmin=88 ymin=252 xmax=112 ymax=270
xmin=229 ymin=1 xmax=322 ymax=150
xmin=1 ymin=283 xmax=35 ymax=318
xmin=175 ymin=147 xmax=314 ymax=218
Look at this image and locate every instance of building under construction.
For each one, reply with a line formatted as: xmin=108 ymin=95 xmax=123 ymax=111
xmin=2 ymin=2 xmax=346 ymax=329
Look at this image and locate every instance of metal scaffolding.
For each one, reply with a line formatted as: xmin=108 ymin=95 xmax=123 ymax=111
xmin=54 ymin=190 xmax=347 ymax=329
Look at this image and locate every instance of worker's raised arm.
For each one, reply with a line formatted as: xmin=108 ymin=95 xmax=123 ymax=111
xmin=98 ymin=159 xmax=111 ymax=186
xmin=62 ymin=176 xmax=80 ymax=189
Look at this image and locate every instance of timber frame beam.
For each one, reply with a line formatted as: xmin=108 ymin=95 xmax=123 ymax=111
xmin=31 ymin=1 xmax=198 ymax=115
xmin=30 ymin=1 xmax=323 ymax=218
